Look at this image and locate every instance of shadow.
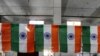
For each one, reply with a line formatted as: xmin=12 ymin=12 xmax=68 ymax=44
xmin=18 ymin=52 xmax=39 ymax=56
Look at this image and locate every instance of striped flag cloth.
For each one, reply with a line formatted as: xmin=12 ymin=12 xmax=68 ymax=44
xmin=59 ymin=25 xmax=81 ymax=53
xmin=0 ymin=23 xmax=11 ymax=52
xmin=82 ymin=26 xmax=100 ymax=53
xmin=11 ymin=24 xmax=35 ymax=53
xmin=35 ymin=25 xmax=59 ymax=52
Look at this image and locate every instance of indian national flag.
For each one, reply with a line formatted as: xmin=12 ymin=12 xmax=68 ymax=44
xmin=11 ymin=24 xmax=35 ymax=53
xmin=35 ymin=25 xmax=59 ymax=52
xmin=59 ymin=25 xmax=81 ymax=53
xmin=0 ymin=23 xmax=11 ymax=52
xmin=82 ymin=26 xmax=100 ymax=53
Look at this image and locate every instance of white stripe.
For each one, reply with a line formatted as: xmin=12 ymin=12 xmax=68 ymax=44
xmin=19 ymin=24 xmax=27 ymax=52
xmin=54 ymin=52 xmax=60 ymax=56
xmin=44 ymin=25 xmax=51 ymax=50
xmin=61 ymin=53 xmax=67 ymax=56
xmin=67 ymin=26 xmax=75 ymax=53
xmin=90 ymin=26 xmax=98 ymax=53
xmin=76 ymin=53 xmax=82 ymax=56
xmin=0 ymin=23 xmax=2 ymax=51
xmin=39 ymin=52 xmax=43 ymax=56
xmin=83 ymin=53 xmax=90 ymax=56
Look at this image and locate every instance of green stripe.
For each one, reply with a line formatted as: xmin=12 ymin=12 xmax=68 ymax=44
xmin=59 ymin=25 xmax=67 ymax=52
xmin=35 ymin=25 xmax=44 ymax=51
xmin=82 ymin=26 xmax=90 ymax=52
xmin=11 ymin=24 xmax=19 ymax=51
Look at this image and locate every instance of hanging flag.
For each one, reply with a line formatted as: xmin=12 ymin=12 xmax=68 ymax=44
xmin=11 ymin=24 xmax=35 ymax=53
xmin=82 ymin=26 xmax=100 ymax=53
xmin=67 ymin=26 xmax=81 ymax=53
xmin=35 ymin=25 xmax=59 ymax=52
xmin=35 ymin=25 xmax=44 ymax=51
xmin=1 ymin=23 xmax=11 ymax=52
xmin=59 ymin=25 xmax=81 ymax=53
xmin=52 ymin=25 xmax=59 ymax=52
xmin=44 ymin=25 xmax=51 ymax=51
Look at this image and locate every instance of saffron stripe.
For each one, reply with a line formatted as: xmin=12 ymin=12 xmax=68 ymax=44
xmin=98 ymin=26 xmax=100 ymax=52
xmin=27 ymin=24 xmax=35 ymax=52
xmin=52 ymin=25 xmax=59 ymax=52
xmin=0 ymin=23 xmax=2 ymax=51
xmin=2 ymin=23 xmax=11 ymax=52
xmin=75 ymin=26 xmax=82 ymax=53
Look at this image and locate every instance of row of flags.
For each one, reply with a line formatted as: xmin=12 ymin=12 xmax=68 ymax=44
xmin=0 ymin=23 xmax=100 ymax=53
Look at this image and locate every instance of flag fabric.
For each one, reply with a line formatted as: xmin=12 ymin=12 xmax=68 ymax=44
xmin=0 ymin=23 xmax=2 ymax=51
xmin=82 ymin=26 xmax=90 ymax=52
xmin=98 ymin=26 xmax=100 ymax=53
xmin=44 ymin=25 xmax=51 ymax=51
xmin=11 ymin=24 xmax=19 ymax=52
xmin=59 ymin=26 xmax=81 ymax=53
xmin=11 ymin=24 xmax=35 ymax=53
xmin=90 ymin=26 xmax=98 ymax=53
xmin=19 ymin=24 xmax=27 ymax=52
xmin=52 ymin=25 xmax=59 ymax=52
xmin=75 ymin=26 xmax=82 ymax=53
xmin=27 ymin=24 xmax=35 ymax=52
xmin=59 ymin=25 xmax=67 ymax=52
xmin=1 ymin=23 xmax=11 ymax=52
xmin=67 ymin=26 xmax=81 ymax=53
xmin=35 ymin=25 xmax=59 ymax=52
xmin=2 ymin=23 xmax=100 ymax=53
xmin=82 ymin=26 xmax=100 ymax=53
xmin=35 ymin=25 xmax=44 ymax=51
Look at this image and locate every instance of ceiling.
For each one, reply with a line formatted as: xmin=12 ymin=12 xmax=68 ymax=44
xmin=0 ymin=0 xmax=100 ymax=25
